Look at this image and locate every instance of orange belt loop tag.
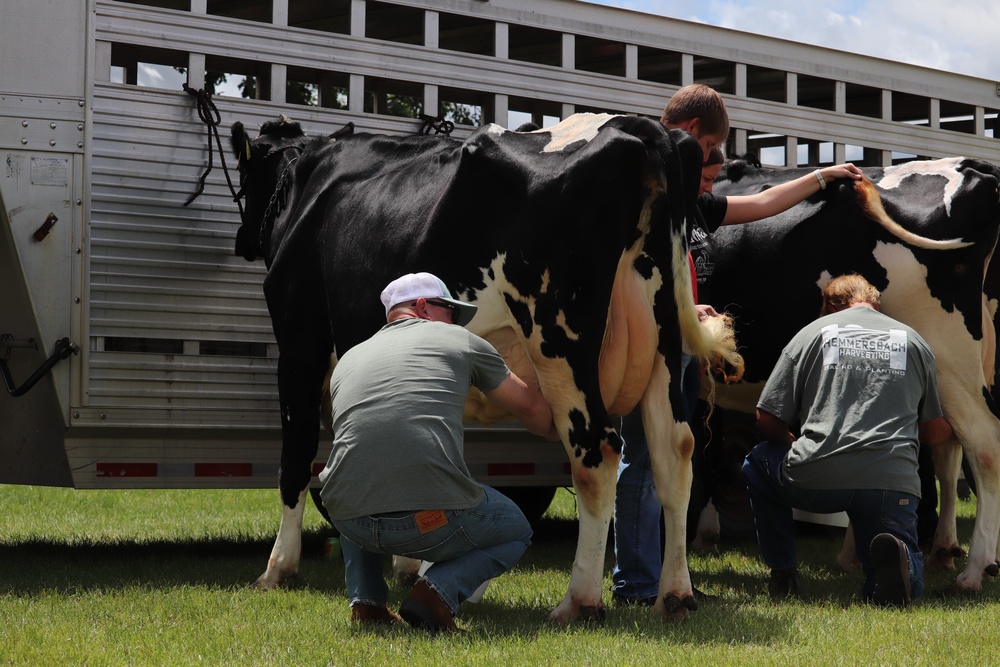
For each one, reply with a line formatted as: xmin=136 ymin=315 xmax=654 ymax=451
xmin=415 ymin=510 xmax=448 ymax=534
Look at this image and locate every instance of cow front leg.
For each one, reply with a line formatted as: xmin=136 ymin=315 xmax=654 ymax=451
xmin=252 ymin=342 xmax=325 ymax=589
xmin=550 ymin=441 xmax=620 ymax=626
xmin=929 ymin=439 xmax=965 ymax=570
xmin=252 ymin=488 xmax=308 ymax=589
xmin=644 ymin=360 xmax=696 ymax=620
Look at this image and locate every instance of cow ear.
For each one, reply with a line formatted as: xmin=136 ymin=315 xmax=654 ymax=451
xmin=330 ymin=122 xmax=354 ymax=140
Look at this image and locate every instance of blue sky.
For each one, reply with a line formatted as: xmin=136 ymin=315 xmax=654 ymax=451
xmin=585 ymin=0 xmax=999 ymax=80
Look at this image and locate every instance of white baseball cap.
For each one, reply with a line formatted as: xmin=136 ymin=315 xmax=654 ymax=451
xmin=380 ymin=272 xmax=478 ymax=327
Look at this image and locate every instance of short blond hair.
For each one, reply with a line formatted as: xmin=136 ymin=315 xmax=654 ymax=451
xmin=821 ymin=274 xmax=881 ymax=315
xmin=660 ymin=84 xmax=730 ymax=144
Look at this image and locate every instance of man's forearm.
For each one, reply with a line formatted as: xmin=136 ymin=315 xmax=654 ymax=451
xmin=756 ymin=409 xmax=794 ymax=447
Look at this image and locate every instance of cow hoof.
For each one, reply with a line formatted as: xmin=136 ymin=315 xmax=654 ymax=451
xmin=937 ymin=580 xmax=980 ymax=597
xmin=835 ymin=555 xmax=861 ymax=572
xmin=549 ymin=600 xmax=606 ymax=626
xmin=657 ymin=594 xmax=696 ymax=621
xmin=396 ymin=571 xmax=420 ymax=587
xmin=690 ymin=535 xmax=720 ymax=552
xmin=928 ymin=547 xmax=957 ymax=571
xmin=577 ymin=605 xmax=606 ymax=623
xmin=985 ymin=561 xmax=1000 ymax=578
xmin=250 ymin=568 xmax=296 ymax=590
xmin=952 ymin=546 xmax=968 ymax=559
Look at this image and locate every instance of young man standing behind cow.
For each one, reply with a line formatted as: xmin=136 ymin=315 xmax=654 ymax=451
xmin=742 ymin=274 xmax=954 ymax=606
xmin=318 ymin=272 xmax=553 ymax=633
xmin=612 ymin=84 xmax=863 ymax=606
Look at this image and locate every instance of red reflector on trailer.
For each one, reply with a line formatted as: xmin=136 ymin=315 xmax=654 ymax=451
xmin=487 ymin=463 xmax=535 ymax=476
xmin=96 ymin=463 xmax=157 ymax=477
xmin=195 ymin=463 xmax=252 ymax=477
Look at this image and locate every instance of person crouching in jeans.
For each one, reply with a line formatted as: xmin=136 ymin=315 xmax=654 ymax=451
xmin=742 ymin=273 xmax=953 ymax=606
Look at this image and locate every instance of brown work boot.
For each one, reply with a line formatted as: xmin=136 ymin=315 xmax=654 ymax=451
xmin=869 ymin=533 xmax=913 ymax=608
xmin=399 ymin=579 xmax=463 ymax=634
xmin=768 ymin=567 xmax=803 ymax=600
xmin=349 ymin=602 xmax=403 ymax=625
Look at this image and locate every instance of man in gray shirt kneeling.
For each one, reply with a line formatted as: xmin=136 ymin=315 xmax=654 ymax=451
xmin=742 ymin=273 xmax=953 ymax=607
xmin=319 ymin=272 xmax=553 ymax=632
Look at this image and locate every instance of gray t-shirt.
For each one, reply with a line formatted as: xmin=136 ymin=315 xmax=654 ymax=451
xmin=318 ymin=317 xmax=511 ymax=519
xmin=757 ymin=306 xmax=943 ymax=497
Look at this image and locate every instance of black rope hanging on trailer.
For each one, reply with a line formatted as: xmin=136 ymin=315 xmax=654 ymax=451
xmin=182 ymin=83 xmax=244 ymax=218
xmin=419 ymin=114 xmax=455 ymax=136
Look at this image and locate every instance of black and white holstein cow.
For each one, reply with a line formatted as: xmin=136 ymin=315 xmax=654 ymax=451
xmin=708 ymin=156 xmax=1000 ymax=593
xmin=229 ymin=113 xmax=743 ymax=622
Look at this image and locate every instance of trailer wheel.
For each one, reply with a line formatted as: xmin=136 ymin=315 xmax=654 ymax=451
xmin=495 ymin=486 xmax=558 ymax=526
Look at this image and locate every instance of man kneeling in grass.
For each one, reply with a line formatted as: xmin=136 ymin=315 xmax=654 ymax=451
xmin=318 ymin=272 xmax=553 ymax=632
xmin=741 ymin=274 xmax=953 ymax=606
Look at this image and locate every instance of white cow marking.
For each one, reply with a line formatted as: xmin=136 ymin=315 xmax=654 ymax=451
xmin=879 ymin=157 xmax=965 ymax=217
xmin=538 ymin=113 xmax=618 ymax=154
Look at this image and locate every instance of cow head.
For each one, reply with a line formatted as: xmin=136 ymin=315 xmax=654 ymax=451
xmin=229 ymin=116 xmax=357 ymax=262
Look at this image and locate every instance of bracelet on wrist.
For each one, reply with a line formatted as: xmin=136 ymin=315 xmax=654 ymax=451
xmin=814 ymin=169 xmax=827 ymax=190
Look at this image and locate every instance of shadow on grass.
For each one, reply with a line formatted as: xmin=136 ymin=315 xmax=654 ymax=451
xmin=0 ymin=527 xmax=348 ymax=595
xmin=1 ymin=500 xmax=992 ymax=634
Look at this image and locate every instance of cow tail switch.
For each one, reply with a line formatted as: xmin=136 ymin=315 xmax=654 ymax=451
xmin=0 ymin=335 xmax=78 ymax=397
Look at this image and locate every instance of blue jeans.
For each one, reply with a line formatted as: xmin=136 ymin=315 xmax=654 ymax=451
xmin=612 ymin=354 xmax=699 ymax=600
xmin=742 ymin=439 xmax=924 ymax=600
xmin=333 ymin=485 xmax=532 ymax=613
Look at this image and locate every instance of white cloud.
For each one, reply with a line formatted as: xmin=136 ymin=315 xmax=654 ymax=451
xmin=585 ymin=0 xmax=999 ymax=80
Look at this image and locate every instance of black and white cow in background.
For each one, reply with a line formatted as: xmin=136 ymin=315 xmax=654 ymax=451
xmin=708 ymin=156 xmax=1000 ymax=593
xmin=229 ymin=113 xmax=744 ymax=622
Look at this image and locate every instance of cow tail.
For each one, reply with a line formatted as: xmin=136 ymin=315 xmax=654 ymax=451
xmin=671 ymin=233 xmax=745 ymax=397
xmin=856 ymin=178 xmax=972 ymax=250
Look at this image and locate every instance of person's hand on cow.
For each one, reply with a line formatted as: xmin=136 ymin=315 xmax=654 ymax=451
xmin=695 ymin=303 xmax=718 ymax=321
xmin=722 ymin=162 xmax=864 ymax=226
xmin=816 ymin=163 xmax=864 ymax=187
xmin=485 ymin=372 xmax=555 ymax=439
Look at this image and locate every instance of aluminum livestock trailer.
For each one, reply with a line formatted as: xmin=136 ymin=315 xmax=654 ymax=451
xmin=3 ymin=0 xmax=998 ymax=521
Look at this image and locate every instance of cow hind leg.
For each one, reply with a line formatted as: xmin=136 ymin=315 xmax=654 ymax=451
xmin=929 ymin=440 xmax=966 ymax=570
xmin=252 ymin=488 xmax=308 ymax=589
xmin=644 ymin=361 xmax=696 ymax=620
xmin=550 ymin=439 xmax=620 ymax=626
xmin=952 ymin=444 xmax=1000 ymax=591
xmin=690 ymin=502 xmax=720 ymax=552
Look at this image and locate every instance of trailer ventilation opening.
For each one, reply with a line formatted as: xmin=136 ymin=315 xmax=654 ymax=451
xmin=101 ymin=338 xmax=268 ymax=358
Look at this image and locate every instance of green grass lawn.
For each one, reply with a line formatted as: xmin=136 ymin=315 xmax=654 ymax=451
xmin=1 ymin=485 xmax=997 ymax=666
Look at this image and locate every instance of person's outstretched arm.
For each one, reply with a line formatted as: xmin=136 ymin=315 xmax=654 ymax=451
xmin=721 ymin=163 xmax=864 ymax=226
